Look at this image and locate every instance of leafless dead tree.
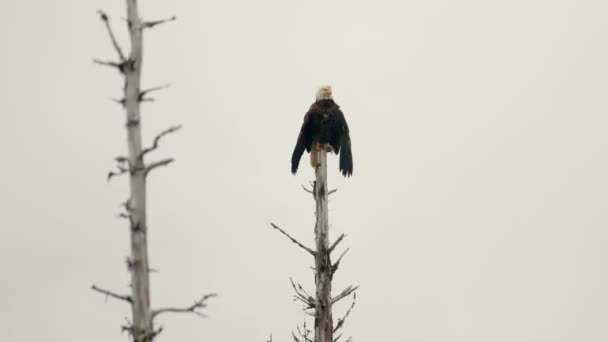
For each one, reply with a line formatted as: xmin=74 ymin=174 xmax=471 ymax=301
xmin=92 ymin=2 xmax=214 ymax=341
xmin=271 ymin=150 xmax=357 ymax=342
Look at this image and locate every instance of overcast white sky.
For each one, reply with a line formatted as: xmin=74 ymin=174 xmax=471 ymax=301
xmin=1 ymin=1 xmax=608 ymax=341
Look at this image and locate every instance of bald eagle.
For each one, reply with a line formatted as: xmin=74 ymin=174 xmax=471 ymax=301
xmin=291 ymin=86 xmax=353 ymax=177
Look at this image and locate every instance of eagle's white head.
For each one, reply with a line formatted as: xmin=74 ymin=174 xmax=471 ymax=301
xmin=315 ymin=85 xmax=333 ymax=101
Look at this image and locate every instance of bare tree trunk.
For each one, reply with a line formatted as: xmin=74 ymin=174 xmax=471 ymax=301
xmin=271 ymin=148 xmax=357 ymax=342
xmin=92 ymin=2 xmax=214 ymax=341
xmin=313 ymin=150 xmax=333 ymax=342
xmin=123 ymin=1 xmax=153 ymax=340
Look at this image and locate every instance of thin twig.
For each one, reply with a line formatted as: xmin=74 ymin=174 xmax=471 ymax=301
xmin=139 ymin=83 xmax=171 ymax=101
xmin=142 ymin=15 xmax=177 ymax=29
xmin=120 ymin=317 xmax=134 ymax=335
xmin=333 ymin=293 xmax=356 ymax=333
xmin=145 ymin=158 xmax=175 ymax=175
xmin=111 ymin=97 xmax=126 ymax=106
xmin=290 ymin=278 xmax=315 ymax=308
xmin=116 ymin=212 xmax=131 ymax=220
xmin=97 ymin=10 xmax=126 ymax=61
xmin=331 ymin=285 xmax=359 ymax=305
xmin=140 ymin=125 xmax=182 ymax=161
xmin=328 ymin=188 xmax=338 ymax=196
xmin=301 ymin=184 xmax=314 ymax=194
xmin=152 ymin=293 xmax=217 ymax=319
xmin=329 ymin=234 xmax=346 ymax=253
xmin=107 ymin=166 xmax=129 ymax=181
xmin=91 ymin=284 xmax=132 ymax=303
xmin=295 ymin=280 xmax=313 ymax=300
xmin=270 ymin=223 xmax=316 ymax=256
xmin=294 ymin=320 xmax=313 ymax=342
xmin=117 ymin=202 xmax=135 ymax=227
xmin=93 ymin=59 xmax=121 ymax=68
xmin=331 ymin=248 xmax=350 ymax=275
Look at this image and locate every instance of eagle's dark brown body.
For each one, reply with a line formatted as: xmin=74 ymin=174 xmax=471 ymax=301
xmin=291 ymin=99 xmax=353 ymax=177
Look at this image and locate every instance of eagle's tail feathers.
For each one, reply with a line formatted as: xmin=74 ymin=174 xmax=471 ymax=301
xmin=339 ymin=135 xmax=353 ymax=177
xmin=291 ymin=134 xmax=307 ymax=174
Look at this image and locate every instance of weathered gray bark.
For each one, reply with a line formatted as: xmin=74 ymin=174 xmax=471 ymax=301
xmin=124 ymin=1 xmax=153 ymax=340
xmin=313 ymin=150 xmax=333 ymax=342
xmin=271 ymin=147 xmax=357 ymax=342
xmin=92 ymin=2 xmax=213 ymax=341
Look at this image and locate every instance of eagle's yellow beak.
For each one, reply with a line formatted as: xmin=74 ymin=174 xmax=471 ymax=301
xmin=326 ymin=87 xmax=332 ymax=97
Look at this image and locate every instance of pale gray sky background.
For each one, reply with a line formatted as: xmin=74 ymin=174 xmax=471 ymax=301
xmin=1 ymin=0 xmax=607 ymax=341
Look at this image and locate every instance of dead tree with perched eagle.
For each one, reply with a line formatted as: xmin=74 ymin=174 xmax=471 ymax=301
xmin=270 ymin=85 xmax=357 ymax=342
xmin=91 ymin=2 xmax=214 ymax=341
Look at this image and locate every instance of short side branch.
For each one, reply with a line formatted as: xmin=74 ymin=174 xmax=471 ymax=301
xmin=107 ymin=169 xmax=128 ymax=181
xmin=91 ymin=284 xmax=132 ymax=304
xmin=331 ymin=285 xmax=359 ymax=305
xmin=107 ymin=156 xmax=132 ymax=181
xmin=145 ymin=158 xmax=175 ymax=175
xmin=140 ymin=125 xmax=182 ymax=161
xmin=93 ymin=59 xmax=121 ymax=69
xmin=97 ymin=10 xmax=126 ymax=61
xmin=333 ymin=293 xmax=356 ymax=333
xmin=301 ymin=184 xmax=314 ymax=194
xmin=139 ymin=83 xmax=171 ymax=102
xmin=331 ymin=248 xmax=350 ymax=275
xmin=290 ymin=277 xmax=315 ymax=309
xmin=329 ymin=234 xmax=346 ymax=254
xmin=152 ymin=293 xmax=217 ymax=319
xmin=270 ymin=222 xmax=316 ymax=256
xmin=294 ymin=320 xmax=313 ymax=342
xmin=142 ymin=16 xmax=177 ymax=29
